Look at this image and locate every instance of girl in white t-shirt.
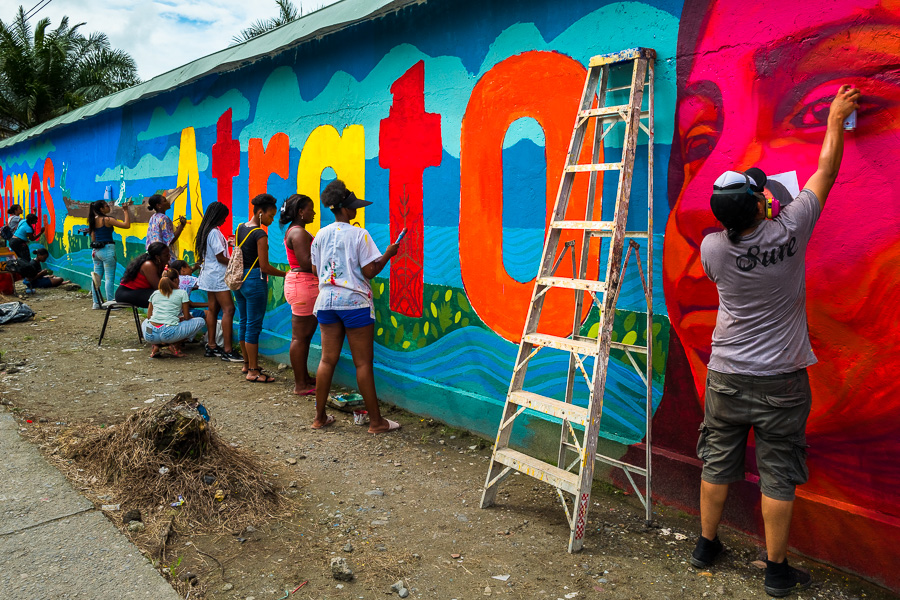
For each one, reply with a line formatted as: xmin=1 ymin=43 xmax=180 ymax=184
xmin=143 ymin=267 xmax=206 ymax=358
xmin=310 ymin=179 xmax=401 ymax=434
xmin=195 ymin=202 xmax=241 ymax=362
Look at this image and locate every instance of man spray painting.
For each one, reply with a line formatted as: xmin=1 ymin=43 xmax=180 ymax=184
xmin=689 ymin=84 xmax=859 ymax=597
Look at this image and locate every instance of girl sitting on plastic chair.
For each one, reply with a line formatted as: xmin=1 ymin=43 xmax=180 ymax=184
xmin=142 ymin=266 xmax=206 ymax=358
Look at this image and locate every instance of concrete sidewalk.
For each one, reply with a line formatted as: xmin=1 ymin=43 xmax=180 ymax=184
xmin=0 ymin=408 xmax=180 ymax=600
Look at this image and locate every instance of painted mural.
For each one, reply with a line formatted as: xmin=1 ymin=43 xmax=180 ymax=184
xmin=0 ymin=0 xmax=897 ymax=591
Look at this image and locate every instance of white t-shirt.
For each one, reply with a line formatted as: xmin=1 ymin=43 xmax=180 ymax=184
xmin=148 ymin=289 xmax=189 ymax=326
xmin=310 ymin=222 xmax=382 ymax=317
xmin=197 ymin=229 xmax=229 ymax=292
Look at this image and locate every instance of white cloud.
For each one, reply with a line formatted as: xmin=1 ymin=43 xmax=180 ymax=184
xmin=9 ymin=0 xmax=337 ymax=81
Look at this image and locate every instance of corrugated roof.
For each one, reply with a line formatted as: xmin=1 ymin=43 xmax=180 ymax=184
xmin=0 ymin=0 xmax=424 ymax=149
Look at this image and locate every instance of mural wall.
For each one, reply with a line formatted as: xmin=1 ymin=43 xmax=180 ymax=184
xmin=0 ymin=0 xmax=897 ymax=590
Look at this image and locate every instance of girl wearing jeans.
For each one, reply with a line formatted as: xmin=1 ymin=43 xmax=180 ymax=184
xmin=143 ymin=267 xmax=206 ymax=358
xmin=310 ymin=179 xmax=401 ymax=433
xmin=235 ymin=193 xmax=285 ymax=382
xmin=88 ymin=199 xmax=132 ymax=308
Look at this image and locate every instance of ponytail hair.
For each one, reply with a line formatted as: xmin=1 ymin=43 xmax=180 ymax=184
xmin=88 ymin=200 xmax=107 ymax=232
xmin=158 ymin=266 xmax=179 ymax=297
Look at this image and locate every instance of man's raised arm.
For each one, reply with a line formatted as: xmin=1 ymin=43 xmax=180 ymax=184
xmin=804 ymin=84 xmax=860 ymax=210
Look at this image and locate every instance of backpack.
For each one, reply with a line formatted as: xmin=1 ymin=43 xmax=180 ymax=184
xmin=224 ymin=226 xmax=260 ymax=291
xmin=0 ymin=225 xmax=12 ymax=240
xmin=5 ymin=258 xmax=39 ymax=280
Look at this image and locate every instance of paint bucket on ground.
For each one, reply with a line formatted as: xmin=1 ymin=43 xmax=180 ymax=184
xmin=353 ymin=410 xmax=369 ymax=425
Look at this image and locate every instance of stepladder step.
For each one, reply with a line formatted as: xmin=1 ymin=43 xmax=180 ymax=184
xmin=535 ymin=276 xmax=606 ymax=293
xmin=550 ymin=220 xmax=614 ymax=231
xmin=509 ymin=391 xmax=589 ymax=426
xmin=492 ymin=448 xmax=580 ymax=495
xmin=523 ymin=333 xmax=598 ymax=356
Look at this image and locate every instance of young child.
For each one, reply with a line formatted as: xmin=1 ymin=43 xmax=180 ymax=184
xmin=171 ymin=259 xmax=206 ymax=318
xmin=143 ymin=267 xmax=206 ymax=358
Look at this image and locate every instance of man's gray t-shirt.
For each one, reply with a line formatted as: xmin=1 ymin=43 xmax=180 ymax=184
xmin=700 ymin=189 xmax=821 ymax=376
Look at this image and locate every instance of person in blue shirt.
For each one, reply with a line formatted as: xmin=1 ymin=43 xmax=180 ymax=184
xmin=10 ymin=214 xmax=42 ymax=260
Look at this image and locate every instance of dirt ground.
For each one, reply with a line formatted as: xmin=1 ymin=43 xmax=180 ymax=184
xmin=0 ymin=286 xmax=895 ymax=600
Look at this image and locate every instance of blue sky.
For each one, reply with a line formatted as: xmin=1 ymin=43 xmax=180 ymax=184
xmin=1 ymin=0 xmax=339 ymax=81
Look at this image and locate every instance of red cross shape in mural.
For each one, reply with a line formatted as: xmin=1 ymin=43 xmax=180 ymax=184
xmin=379 ymin=60 xmax=442 ymax=318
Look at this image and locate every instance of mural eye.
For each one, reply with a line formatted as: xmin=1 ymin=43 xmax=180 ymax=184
xmin=683 ymin=125 xmax=718 ymax=163
xmin=789 ymin=97 xmax=833 ymax=129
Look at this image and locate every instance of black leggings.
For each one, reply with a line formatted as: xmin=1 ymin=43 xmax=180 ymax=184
xmin=114 ymin=286 xmax=153 ymax=308
xmin=9 ymin=238 xmax=29 ymax=260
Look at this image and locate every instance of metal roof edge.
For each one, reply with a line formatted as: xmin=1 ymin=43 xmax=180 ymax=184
xmin=0 ymin=0 xmax=425 ymax=150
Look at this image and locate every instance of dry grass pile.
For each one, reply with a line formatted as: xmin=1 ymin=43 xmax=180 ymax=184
xmin=52 ymin=391 xmax=283 ymax=537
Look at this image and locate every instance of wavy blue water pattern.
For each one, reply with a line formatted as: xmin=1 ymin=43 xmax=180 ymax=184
xmin=369 ymin=326 xmax=661 ymax=444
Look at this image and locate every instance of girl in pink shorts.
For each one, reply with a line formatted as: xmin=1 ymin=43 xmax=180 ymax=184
xmin=281 ymin=194 xmax=319 ymax=394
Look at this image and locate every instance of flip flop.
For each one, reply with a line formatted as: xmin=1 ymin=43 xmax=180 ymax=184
xmin=311 ymin=414 xmax=335 ymax=429
xmin=293 ymin=387 xmax=316 ymax=396
xmin=149 ymin=345 xmax=162 ymax=358
xmin=246 ymin=369 xmax=275 ymax=383
xmin=369 ymin=419 xmax=401 ymax=434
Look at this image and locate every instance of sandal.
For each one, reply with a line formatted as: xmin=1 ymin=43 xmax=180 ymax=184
xmin=242 ymin=362 xmax=250 ymax=374
xmin=369 ymin=418 xmax=401 ymax=434
xmin=311 ymin=414 xmax=335 ymax=429
xmin=246 ymin=368 xmax=275 ymax=383
xmin=170 ymin=346 xmax=185 ymax=358
xmin=149 ymin=345 xmax=162 ymax=359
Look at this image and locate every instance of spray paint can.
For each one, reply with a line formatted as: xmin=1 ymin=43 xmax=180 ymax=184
xmin=843 ymin=109 xmax=857 ymax=131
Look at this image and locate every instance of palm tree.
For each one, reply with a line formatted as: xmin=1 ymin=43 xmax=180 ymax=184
xmin=232 ymin=0 xmax=304 ymax=44
xmin=0 ymin=6 xmax=140 ymax=138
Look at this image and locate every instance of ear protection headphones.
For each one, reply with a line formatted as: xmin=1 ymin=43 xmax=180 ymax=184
xmin=765 ymin=197 xmax=780 ymax=219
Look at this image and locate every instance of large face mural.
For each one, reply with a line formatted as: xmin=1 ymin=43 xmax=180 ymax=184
xmin=664 ymin=0 xmax=900 ymax=517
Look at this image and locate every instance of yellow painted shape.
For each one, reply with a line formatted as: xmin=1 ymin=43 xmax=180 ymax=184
xmin=61 ymin=216 xmax=87 ymax=253
xmin=61 ymin=216 xmax=148 ymax=257
xmin=173 ymin=126 xmax=204 ymax=261
xmin=296 ymin=124 xmax=365 ymax=235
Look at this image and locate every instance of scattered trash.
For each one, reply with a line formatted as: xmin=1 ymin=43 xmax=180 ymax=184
xmin=159 ymin=467 xmax=170 ymax=475
xmin=450 ymin=553 xmax=461 ymax=559
xmin=492 ymin=574 xmax=510 ymax=581
xmin=170 ymin=495 xmax=185 ymax=507
xmin=699 ymin=571 xmax=712 ymax=577
xmin=327 ymin=393 xmax=365 ymax=412
xmin=291 ymin=581 xmax=308 ymax=594
xmin=101 ymin=504 xmax=121 ymax=511
xmin=0 ymin=301 xmax=35 ymax=324
xmin=751 ymin=560 xmax=767 ymax=569
xmin=674 ymin=533 xmax=687 ymax=541
xmin=286 ymin=457 xmax=297 ymax=465
xmin=196 ymin=403 xmax=210 ymax=422
xmin=214 ymin=489 xmax=226 ymax=502
xmin=145 ymin=399 xmax=155 ymax=404
xmin=25 ymin=419 xmax=32 ymax=424
xmin=122 ymin=349 xmax=140 ymax=352
xmin=202 ymin=474 xmax=216 ymax=485
xmin=353 ymin=409 xmax=369 ymax=425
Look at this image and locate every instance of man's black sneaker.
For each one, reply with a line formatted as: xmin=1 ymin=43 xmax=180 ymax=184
xmin=204 ymin=345 xmax=222 ymax=358
xmin=764 ymin=559 xmax=811 ymax=597
xmin=220 ymin=350 xmax=243 ymax=363
xmin=690 ymin=535 xmax=724 ymax=568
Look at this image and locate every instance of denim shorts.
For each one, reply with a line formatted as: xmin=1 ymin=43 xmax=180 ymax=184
xmin=316 ymin=307 xmax=374 ymax=328
xmin=697 ymin=368 xmax=811 ymax=501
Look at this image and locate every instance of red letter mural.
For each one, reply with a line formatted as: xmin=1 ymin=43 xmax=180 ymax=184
xmin=212 ymin=109 xmax=241 ymax=233
xmin=460 ymin=51 xmax=600 ymax=343
xmin=248 ymin=131 xmax=290 ymax=232
xmin=379 ymin=61 xmax=442 ymax=317
xmin=41 ymin=159 xmax=55 ymax=244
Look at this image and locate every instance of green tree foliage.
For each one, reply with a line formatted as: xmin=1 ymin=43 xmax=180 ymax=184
xmin=232 ymin=0 xmax=304 ymax=44
xmin=0 ymin=6 xmax=140 ymax=138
